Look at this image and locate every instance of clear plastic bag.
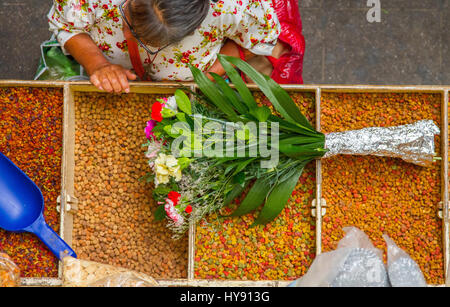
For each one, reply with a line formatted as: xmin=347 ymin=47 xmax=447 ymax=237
xmin=291 ymin=227 xmax=390 ymax=287
xmin=0 ymin=252 xmax=20 ymax=287
xmin=383 ymin=235 xmax=427 ymax=287
xmin=62 ymin=256 xmax=158 ymax=287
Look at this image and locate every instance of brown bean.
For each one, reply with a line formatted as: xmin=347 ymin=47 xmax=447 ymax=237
xmin=73 ymin=92 xmax=188 ymax=279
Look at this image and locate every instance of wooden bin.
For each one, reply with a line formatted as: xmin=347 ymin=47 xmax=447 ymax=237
xmin=0 ymin=81 xmax=448 ymax=286
xmin=314 ymin=86 xmax=449 ymax=286
xmin=190 ymin=85 xmax=450 ymax=286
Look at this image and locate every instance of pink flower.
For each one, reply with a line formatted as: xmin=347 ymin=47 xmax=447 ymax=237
xmin=145 ymin=120 xmax=157 ymax=140
xmin=164 ymin=199 xmax=184 ymax=226
xmin=145 ymin=139 xmax=161 ymax=159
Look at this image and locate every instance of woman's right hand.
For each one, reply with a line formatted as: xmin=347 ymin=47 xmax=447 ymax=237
xmin=89 ymin=63 xmax=137 ymax=93
xmin=64 ymin=33 xmax=138 ymax=93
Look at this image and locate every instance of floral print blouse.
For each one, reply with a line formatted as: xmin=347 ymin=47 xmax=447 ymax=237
xmin=48 ymin=0 xmax=281 ymax=81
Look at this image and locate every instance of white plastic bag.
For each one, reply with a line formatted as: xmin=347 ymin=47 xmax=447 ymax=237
xmin=62 ymin=256 xmax=158 ymax=287
xmin=291 ymin=227 xmax=389 ymax=287
xmin=383 ymin=235 xmax=427 ymax=287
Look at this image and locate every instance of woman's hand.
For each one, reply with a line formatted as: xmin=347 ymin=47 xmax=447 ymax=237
xmin=65 ymin=33 xmax=137 ymax=93
xmin=89 ymin=63 xmax=137 ymax=93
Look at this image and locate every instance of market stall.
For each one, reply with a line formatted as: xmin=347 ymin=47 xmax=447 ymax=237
xmin=0 ymin=80 xmax=448 ymax=286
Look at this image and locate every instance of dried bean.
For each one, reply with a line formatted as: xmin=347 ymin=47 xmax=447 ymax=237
xmin=72 ymin=92 xmax=188 ymax=279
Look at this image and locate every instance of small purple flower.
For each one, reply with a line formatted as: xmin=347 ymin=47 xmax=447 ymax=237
xmin=145 ymin=120 xmax=157 ymax=140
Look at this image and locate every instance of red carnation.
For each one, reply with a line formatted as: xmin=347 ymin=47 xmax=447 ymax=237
xmin=151 ymin=102 xmax=163 ymax=122
xmin=185 ymin=205 xmax=193 ymax=214
xmin=168 ymin=191 xmax=181 ymax=206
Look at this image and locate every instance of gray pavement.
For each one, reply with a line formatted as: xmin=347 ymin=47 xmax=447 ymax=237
xmin=300 ymin=0 xmax=450 ymax=85
xmin=0 ymin=0 xmax=448 ymax=85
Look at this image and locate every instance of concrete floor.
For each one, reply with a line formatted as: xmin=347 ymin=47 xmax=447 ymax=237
xmin=0 ymin=0 xmax=448 ymax=85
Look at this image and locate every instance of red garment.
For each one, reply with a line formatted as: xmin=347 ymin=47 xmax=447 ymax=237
xmin=123 ymin=28 xmax=152 ymax=81
xmin=268 ymin=0 xmax=305 ymax=84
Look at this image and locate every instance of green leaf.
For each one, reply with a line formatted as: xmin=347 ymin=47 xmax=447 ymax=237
xmin=220 ymin=55 xmax=315 ymax=130
xmin=174 ymin=89 xmax=192 ymax=115
xmin=161 ymin=108 xmax=176 ymax=118
xmin=152 ymin=185 xmax=175 ymax=198
xmin=232 ymin=157 xmax=257 ymax=176
xmin=209 ymin=72 xmax=248 ymax=115
xmin=189 ymin=64 xmax=239 ymax=121
xmin=217 ymin=54 xmax=258 ymax=110
xmin=177 ymin=157 xmax=192 ymax=170
xmin=264 ymin=76 xmax=315 ymax=130
xmin=154 ymin=205 xmax=166 ymax=221
xmin=230 ymin=177 xmax=272 ymax=217
xmin=278 ymin=142 xmax=327 ymax=158
xmin=251 ymin=164 xmax=305 ymax=226
xmin=163 ymin=125 xmax=180 ymax=138
xmin=223 ymin=183 xmax=247 ymax=206
xmin=249 ymin=106 xmax=271 ymax=122
xmin=224 ymin=161 xmax=239 ymax=175
xmin=176 ymin=113 xmax=187 ymax=122
xmin=268 ymin=115 xmax=317 ymax=136
xmin=232 ymin=172 xmax=246 ymax=186
xmin=278 ymin=135 xmax=324 ymax=146
xmin=211 ymin=157 xmax=237 ymax=168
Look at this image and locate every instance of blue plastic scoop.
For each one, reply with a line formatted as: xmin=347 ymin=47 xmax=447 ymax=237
xmin=0 ymin=152 xmax=76 ymax=260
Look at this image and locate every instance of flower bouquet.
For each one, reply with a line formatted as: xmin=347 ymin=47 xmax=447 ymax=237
xmin=143 ymin=55 xmax=440 ymax=237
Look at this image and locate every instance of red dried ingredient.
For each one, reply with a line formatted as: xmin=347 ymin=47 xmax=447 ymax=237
xmin=321 ymin=92 xmax=443 ymax=284
xmin=0 ymin=87 xmax=63 ymax=278
xmin=195 ymin=92 xmax=317 ymax=281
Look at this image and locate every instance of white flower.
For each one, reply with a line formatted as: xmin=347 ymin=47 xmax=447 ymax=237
xmin=154 ymin=153 xmax=182 ymax=186
xmin=165 ymin=155 xmax=178 ymax=168
xmin=165 ymin=96 xmax=178 ymax=111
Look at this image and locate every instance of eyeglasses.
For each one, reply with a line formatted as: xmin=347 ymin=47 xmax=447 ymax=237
xmin=119 ymin=0 xmax=169 ymax=55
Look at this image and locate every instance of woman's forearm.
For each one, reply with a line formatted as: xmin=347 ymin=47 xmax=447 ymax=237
xmin=64 ymin=33 xmax=110 ymax=75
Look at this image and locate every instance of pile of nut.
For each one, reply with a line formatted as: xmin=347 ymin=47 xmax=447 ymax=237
xmin=72 ymin=92 xmax=188 ymax=279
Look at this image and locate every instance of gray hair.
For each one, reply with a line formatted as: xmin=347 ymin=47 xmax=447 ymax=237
xmin=129 ymin=0 xmax=211 ymax=47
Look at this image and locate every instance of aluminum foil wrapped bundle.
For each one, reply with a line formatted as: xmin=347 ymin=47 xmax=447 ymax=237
xmin=323 ymin=120 xmax=440 ymax=167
